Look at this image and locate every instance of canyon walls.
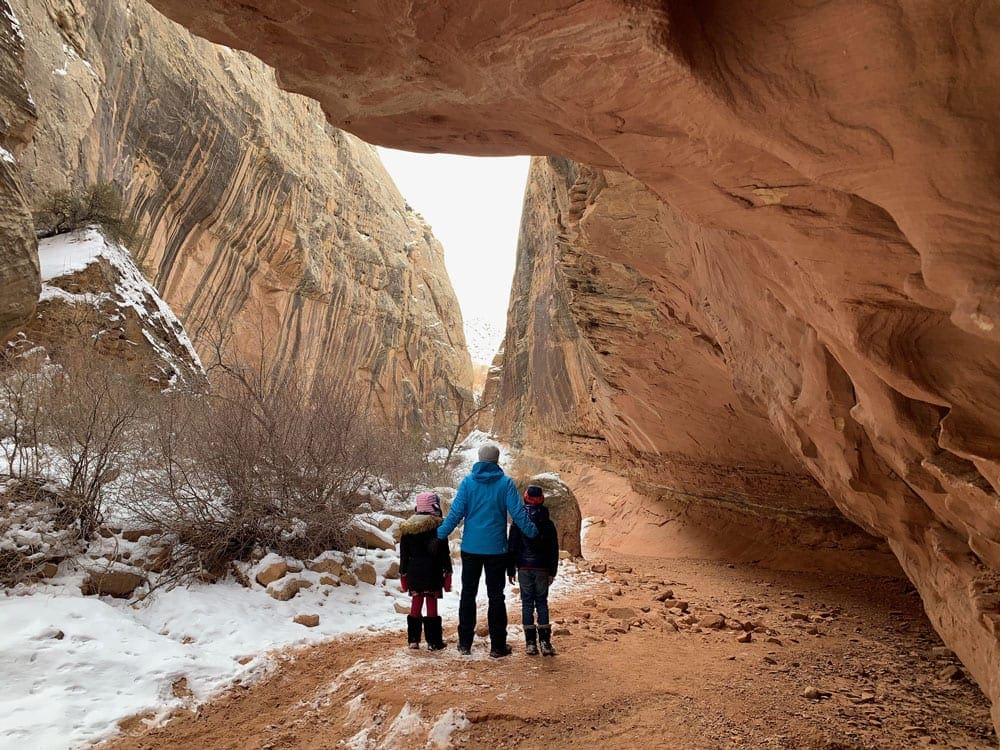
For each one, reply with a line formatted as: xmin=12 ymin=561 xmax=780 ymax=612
xmin=8 ymin=0 xmax=473 ymax=432
xmin=140 ymin=0 xmax=1000 ymax=728
xmin=0 ymin=2 xmax=38 ymax=341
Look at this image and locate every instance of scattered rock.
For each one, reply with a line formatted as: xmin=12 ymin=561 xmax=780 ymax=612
xmin=590 ymin=563 xmax=607 ymax=574
xmin=384 ymin=561 xmax=400 ymax=579
xmin=766 ymin=637 xmax=784 ymax=646
xmin=294 ymin=614 xmax=320 ymax=627
xmin=553 ymin=628 xmax=571 ymax=637
xmin=171 ymin=678 xmax=193 ymax=699
xmin=789 ymin=612 xmax=809 ymax=621
xmin=39 ymin=562 xmax=59 ymax=579
xmin=803 ymin=686 xmax=824 ymax=700
xmin=81 ymin=569 xmax=145 ymax=598
xmin=394 ymin=601 xmax=411 ymax=614
xmin=476 ymin=624 xmax=489 ymax=638
xmin=356 ymin=562 xmax=378 ymax=585
xmin=308 ymin=557 xmax=344 ymax=576
xmin=377 ymin=517 xmax=394 ymax=531
xmin=653 ymin=589 xmax=675 ymax=602
xmin=937 ymin=665 xmax=964 ymax=682
xmin=256 ymin=560 xmax=289 ymax=587
xmin=340 ymin=571 xmax=358 ymax=586
xmin=319 ymin=575 xmax=340 ymax=587
xmin=762 ymin=656 xmax=777 ymax=665
xmin=267 ymin=577 xmax=313 ymax=601
xmin=582 ymin=598 xmax=597 ymax=608
xmin=699 ymin=614 xmax=726 ymax=630
xmin=607 ymin=607 xmax=637 ymax=620
xmin=122 ymin=528 xmax=159 ymax=543
xmin=929 ymin=646 xmax=954 ymax=659
xmin=736 ymin=631 xmax=752 ymax=643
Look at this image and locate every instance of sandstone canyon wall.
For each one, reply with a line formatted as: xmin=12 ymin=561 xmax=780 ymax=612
xmin=141 ymin=0 xmax=1000 ymax=729
xmin=7 ymin=0 xmax=473 ymax=432
xmin=0 ymin=2 xmax=38 ymax=341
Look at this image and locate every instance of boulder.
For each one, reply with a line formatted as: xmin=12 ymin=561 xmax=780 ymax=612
xmin=294 ymin=614 xmax=320 ymax=627
xmin=340 ymin=571 xmax=358 ymax=586
xmin=515 ymin=473 xmax=583 ymax=557
xmin=384 ymin=561 xmax=400 ymax=579
xmin=356 ymin=562 xmax=378 ymax=585
xmin=319 ymin=575 xmax=340 ymax=587
xmin=349 ymin=520 xmax=396 ymax=551
xmin=256 ymin=560 xmax=289 ymax=587
xmin=377 ymin=517 xmax=394 ymax=531
xmin=309 ymin=557 xmax=343 ymax=576
xmin=267 ymin=577 xmax=313 ymax=601
xmin=82 ymin=569 xmax=145 ymax=598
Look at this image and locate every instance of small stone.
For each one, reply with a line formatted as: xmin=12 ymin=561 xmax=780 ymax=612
xmin=667 ymin=601 xmax=689 ymax=613
xmin=267 ymin=578 xmax=313 ymax=601
xmin=39 ymin=562 xmax=59 ymax=579
xmin=81 ymin=569 xmax=145 ymax=598
xmin=256 ymin=561 xmax=288 ymax=587
xmin=698 ymin=614 xmax=726 ymax=630
xmin=340 ymin=571 xmax=358 ymax=586
xmin=766 ymin=637 xmax=783 ymax=646
xmin=590 ymin=563 xmax=607 ymax=574
xmin=476 ymin=624 xmax=489 ymax=638
xmin=937 ymin=665 xmax=963 ymax=681
xmin=803 ymin=686 xmax=822 ymax=700
xmin=854 ymin=692 xmax=876 ymax=704
xmin=356 ymin=562 xmax=378 ymax=585
xmin=319 ymin=575 xmax=340 ymax=586
xmin=929 ymin=646 xmax=954 ymax=659
xmin=762 ymin=656 xmax=777 ymax=665
xmin=377 ymin=517 xmax=394 ymax=531
xmin=607 ymin=607 xmax=637 ymax=620
xmin=122 ymin=528 xmax=159 ymax=543
xmin=384 ymin=561 xmax=400 ymax=579
xmin=309 ymin=558 xmax=343 ymax=576
xmin=789 ymin=612 xmax=808 ymax=621
xmin=294 ymin=614 xmax=320 ymax=627
xmin=552 ymin=628 xmax=570 ymax=637
xmin=736 ymin=631 xmax=752 ymax=643
xmin=394 ymin=601 xmax=410 ymax=614
xmin=654 ymin=589 xmax=675 ymax=602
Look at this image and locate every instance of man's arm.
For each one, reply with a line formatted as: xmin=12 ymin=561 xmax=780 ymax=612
xmin=436 ymin=482 xmax=468 ymax=539
xmin=505 ymin=480 xmax=539 ymax=538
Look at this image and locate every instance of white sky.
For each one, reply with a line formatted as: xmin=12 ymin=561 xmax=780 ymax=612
xmin=376 ymin=147 xmax=530 ymax=330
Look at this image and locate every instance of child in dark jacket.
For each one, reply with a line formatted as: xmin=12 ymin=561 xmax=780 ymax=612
xmin=398 ymin=492 xmax=452 ymax=650
xmin=507 ymin=485 xmax=560 ymax=656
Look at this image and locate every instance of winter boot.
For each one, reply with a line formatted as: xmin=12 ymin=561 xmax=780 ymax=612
xmin=423 ymin=616 xmax=445 ymax=651
xmin=538 ymin=625 xmax=556 ymax=656
xmin=524 ymin=625 xmax=539 ymax=656
xmin=406 ymin=616 xmax=422 ymax=649
xmin=489 ymin=643 xmax=513 ymax=659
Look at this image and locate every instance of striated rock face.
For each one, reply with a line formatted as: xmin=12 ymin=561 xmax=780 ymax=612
xmin=11 ymin=0 xmax=472 ymax=432
xmin=142 ymin=0 xmax=1000 ymax=727
xmin=488 ymin=157 xmax=898 ymax=577
xmin=0 ymin=2 xmax=39 ymax=341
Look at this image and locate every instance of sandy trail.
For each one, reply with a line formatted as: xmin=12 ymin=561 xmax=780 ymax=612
xmin=106 ymin=554 xmax=997 ymax=750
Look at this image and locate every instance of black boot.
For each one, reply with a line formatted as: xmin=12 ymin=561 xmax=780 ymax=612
xmin=406 ymin=616 xmax=422 ymax=649
xmin=524 ymin=625 xmax=539 ymax=656
xmin=423 ymin=616 xmax=445 ymax=651
xmin=538 ymin=625 xmax=556 ymax=656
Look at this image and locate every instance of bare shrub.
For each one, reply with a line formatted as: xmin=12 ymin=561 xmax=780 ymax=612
xmin=34 ymin=181 xmax=139 ymax=246
xmin=125 ymin=336 xmax=414 ymax=578
xmin=45 ymin=347 xmax=149 ymax=539
xmin=0 ymin=348 xmax=51 ymax=478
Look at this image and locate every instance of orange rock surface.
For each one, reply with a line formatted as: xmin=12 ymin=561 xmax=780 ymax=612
xmin=143 ymin=0 xmax=1000 ymax=728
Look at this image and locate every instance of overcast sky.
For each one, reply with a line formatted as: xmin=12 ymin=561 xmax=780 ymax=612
xmin=376 ymin=147 xmax=530 ymax=329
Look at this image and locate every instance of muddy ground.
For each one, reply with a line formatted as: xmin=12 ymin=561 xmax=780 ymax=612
xmin=106 ymin=554 xmax=997 ymax=749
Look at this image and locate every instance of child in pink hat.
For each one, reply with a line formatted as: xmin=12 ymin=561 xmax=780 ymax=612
xmin=397 ymin=491 xmax=452 ymax=650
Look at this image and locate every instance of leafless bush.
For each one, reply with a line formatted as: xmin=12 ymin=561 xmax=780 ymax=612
xmin=44 ymin=346 xmax=149 ymax=539
xmin=123 ymin=331 xmax=421 ymax=578
xmin=0 ymin=348 xmax=50 ymax=479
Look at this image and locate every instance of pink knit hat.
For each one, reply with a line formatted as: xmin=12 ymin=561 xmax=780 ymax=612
xmin=415 ymin=492 xmax=442 ymax=517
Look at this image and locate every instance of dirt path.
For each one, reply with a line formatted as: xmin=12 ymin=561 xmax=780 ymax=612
xmin=106 ymin=555 xmax=997 ymax=750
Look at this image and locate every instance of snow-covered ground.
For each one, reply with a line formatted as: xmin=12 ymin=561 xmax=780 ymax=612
xmin=0 ymin=433 xmax=591 ymax=749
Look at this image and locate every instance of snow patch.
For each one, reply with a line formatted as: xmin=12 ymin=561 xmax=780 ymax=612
xmin=0 ymin=146 xmax=14 ymax=165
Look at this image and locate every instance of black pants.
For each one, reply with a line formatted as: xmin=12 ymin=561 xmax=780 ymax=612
xmin=459 ymin=551 xmax=508 ymax=648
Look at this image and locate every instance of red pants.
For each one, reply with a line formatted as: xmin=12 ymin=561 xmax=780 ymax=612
xmin=409 ymin=595 xmax=439 ymax=617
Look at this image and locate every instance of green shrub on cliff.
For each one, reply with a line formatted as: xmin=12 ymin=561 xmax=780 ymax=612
xmin=34 ymin=181 xmax=139 ymax=247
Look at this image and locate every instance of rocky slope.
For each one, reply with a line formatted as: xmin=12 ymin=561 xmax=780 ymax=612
xmin=140 ymin=0 xmax=1000 ymax=729
xmin=5 ymin=0 xmax=472 ymax=432
xmin=0 ymin=2 xmax=38 ymax=342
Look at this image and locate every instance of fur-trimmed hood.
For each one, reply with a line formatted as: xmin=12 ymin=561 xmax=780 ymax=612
xmin=396 ymin=513 xmax=443 ymax=538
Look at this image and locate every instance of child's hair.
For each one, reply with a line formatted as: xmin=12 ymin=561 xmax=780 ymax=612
xmin=415 ymin=491 xmax=442 ymax=517
xmin=524 ymin=485 xmax=544 ymax=504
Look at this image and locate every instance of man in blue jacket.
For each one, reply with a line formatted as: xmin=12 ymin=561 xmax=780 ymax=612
xmin=436 ymin=443 xmax=538 ymax=657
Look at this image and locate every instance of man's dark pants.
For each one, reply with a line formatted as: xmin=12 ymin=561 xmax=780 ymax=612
xmin=458 ymin=551 xmax=508 ymax=649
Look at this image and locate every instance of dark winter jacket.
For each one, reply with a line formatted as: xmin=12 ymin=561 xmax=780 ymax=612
xmin=507 ymin=503 xmax=559 ymax=578
xmin=398 ymin=513 xmax=452 ymax=595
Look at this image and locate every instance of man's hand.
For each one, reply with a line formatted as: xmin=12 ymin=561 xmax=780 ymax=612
xmin=400 ymin=575 xmax=408 ymax=593
xmin=443 ymin=573 xmax=452 ymax=593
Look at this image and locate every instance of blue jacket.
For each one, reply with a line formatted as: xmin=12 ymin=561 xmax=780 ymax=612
xmin=437 ymin=462 xmax=538 ymax=554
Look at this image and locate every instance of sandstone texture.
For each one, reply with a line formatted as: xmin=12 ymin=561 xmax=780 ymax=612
xmin=0 ymin=2 xmax=39 ymax=341
xmin=142 ymin=0 xmax=1000 ymax=728
xmin=11 ymin=0 xmax=473 ymax=432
